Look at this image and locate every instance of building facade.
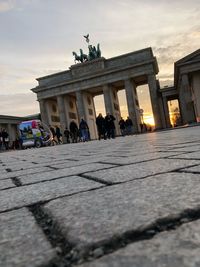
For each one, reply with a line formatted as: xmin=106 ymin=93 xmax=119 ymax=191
xmin=0 ymin=114 xmax=40 ymax=147
xmin=32 ymin=47 xmax=165 ymax=140
xmin=175 ymin=49 xmax=200 ymax=124
xmin=160 ymin=49 xmax=200 ymax=127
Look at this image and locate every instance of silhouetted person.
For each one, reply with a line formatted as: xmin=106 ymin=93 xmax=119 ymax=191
xmin=64 ymin=127 xmax=70 ymax=143
xmin=119 ymin=117 xmax=126 ymax=136
xmin=2 ymin=129 xmax=9 ymax=150
xmin=125 ymin=116 xmax=133 ymax=135
xmin=55 ymin=126 xmax=62 ymax=144
xmin=105 ymin=113 xmax=116 ymax=139
xmin=79 ymin=118 xmax=89 ymax=142
xmin=69 ymin=121 xmax=78 ymax=143
xmin=96 ymin=113 xmax=106 ymax=140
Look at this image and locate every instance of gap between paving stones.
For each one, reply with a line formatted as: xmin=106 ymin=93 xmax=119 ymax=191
xmin=32 ymin=204 xmax=200 ymax=267
xmin=168 ymin=156 xmax=200 ymax=160
xmin=79 ymin=174 xmax=113 ymax=186
xmin=176 ymin=169 xmax=200 ymax=174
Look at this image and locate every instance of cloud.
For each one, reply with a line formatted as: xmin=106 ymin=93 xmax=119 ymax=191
xmin=0 ymin=93 xmax=39 ymax=116
xmin=0 ymin=0 xmax=15 ymax=12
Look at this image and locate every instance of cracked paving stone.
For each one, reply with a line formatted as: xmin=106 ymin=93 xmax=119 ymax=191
xmin=84 ymin=158 xmax=200 ymax=183
xmin=0 ymin=208 xmax=55 ymax=267
xmin=79 ymin=219 xmax=200 ymax=267
xmin=44 ymin=172 xmax=200 ymax=250
xmin=0 ymin=176 xmax=103 ymax=212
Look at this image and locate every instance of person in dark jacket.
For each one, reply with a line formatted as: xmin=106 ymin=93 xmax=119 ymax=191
xmin=125 ymin=116 xmax=133 ymax=135
xmin=55 ymin=126 xmax=62 ymax=144
xmin=96 ymin=113 xmax=106 ymax=140
xmin=79 ymin=118 xmax=89 ymax=142
xmin=2 ymin=129 xmax=9 ymax=150
xmin=69 ymin=121 xmax=78 ymax=143
xmin=105 ymin=113 xmax=116 ymax=139
xmin=64 ymin=127 xmax=71 ymax=143
xmin=119 ymin=117 xmax=126 ymax=136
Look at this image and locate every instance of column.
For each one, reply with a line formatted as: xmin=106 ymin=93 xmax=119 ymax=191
xmin=57 ymin=95 xmax=68 ymax=143
xmin=179 ymin=74 xmax=195 ymax=124
xmin=162 ymin=97 xmax=171 ymax=128
xmin=124 ymin=79 xmax=140 ymax=133
xmin=103 ymin=84 xmax=115 ymax=115
xmin=76 ymin=90 xmax=87 ymax=121
xmin=103 ymin=84 xmax=121 ymax=134
xmin=148 ymin=74 xmax=163 ymax=129
xmin=38 ymin=99 xmax=50 ymax=126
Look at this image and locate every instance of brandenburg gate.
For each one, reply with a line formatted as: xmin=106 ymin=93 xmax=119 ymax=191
xmin=32 ymin=43 xmax=165 ymax=141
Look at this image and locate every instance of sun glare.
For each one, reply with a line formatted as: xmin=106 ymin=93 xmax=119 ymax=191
xmin=143 ymin=114 xmax=155 ymax=126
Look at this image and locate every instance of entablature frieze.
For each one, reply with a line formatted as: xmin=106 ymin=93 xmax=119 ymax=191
xmin=36 ymin=66 xmax=155 ymax=101
xmin=33 ymin=59 xmax=156 ymax=95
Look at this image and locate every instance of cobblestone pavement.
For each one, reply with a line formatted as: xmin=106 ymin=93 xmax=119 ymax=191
xmin=1 ymin=126 xmax=200 ymax=267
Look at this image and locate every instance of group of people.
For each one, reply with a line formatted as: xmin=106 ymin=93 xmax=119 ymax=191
xmin=49 ymin=113 xmax=135 ymax=145
xmin=118 ymin=116 xmax=134 ymax=136
xmin=96 ymin=113 xmax=116 ymax=140
xmin=49 ymin=118 xmax=91 ymax=144
xmin=96 ymin=113 xmax=134 ymax=140
xmin=63 ymin=118 xmax=90 ymax=143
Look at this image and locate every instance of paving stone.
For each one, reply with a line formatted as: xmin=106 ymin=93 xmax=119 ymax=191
xmin=0 ymin=179 xmax=15 ymax=190
xmin=100 ymin=151 xmax=186 ymax=165
xmin=44 ymin=172 xmax=200 ymax=249
xmin=0 ymin=208 xmax=55 ymax=267
xmin=19 ymin=163 xmax=114 ymax=185
xmin=0 ymin=176 xmax=103 ymax=212
xmin=165 ymin=145 xmax=200 ymax=153
xmin=48 ymin=158 xmax=110 ymax=169
xmin=169 ymin=151 xmax=200 ymax=160
xmin=79 ymin=220 xmax=200 ymax=267
xmin=84 ymin=158 xmax=200 ymax=183
xmin=0 ymin=162 xmax=43 ymax=172
xmin=0 ymin=166 xmax=54 ymax=180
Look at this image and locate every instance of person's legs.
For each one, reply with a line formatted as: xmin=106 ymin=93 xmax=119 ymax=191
xmin=111 ymin=129 xmax=115 ymax=139
xmin=107 ymin=128 xmax=111 ymax=139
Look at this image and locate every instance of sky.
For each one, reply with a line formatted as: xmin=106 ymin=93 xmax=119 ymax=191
xmin=0 ymin=0 xmax=199 ymax=121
